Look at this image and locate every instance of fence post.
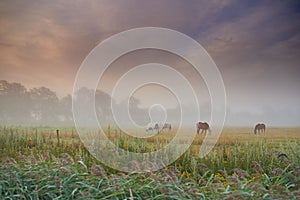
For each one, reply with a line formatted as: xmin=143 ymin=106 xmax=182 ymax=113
xmin=56 ymin=129 xmax=60 ymax=147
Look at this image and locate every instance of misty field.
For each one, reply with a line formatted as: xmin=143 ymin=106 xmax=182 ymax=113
xmin=0 ymin=127 xmax=299 ymax=199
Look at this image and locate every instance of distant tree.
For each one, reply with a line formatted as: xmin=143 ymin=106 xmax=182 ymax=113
xmin=73 ymin=87 xmax=96 ymax=127
xmin=29 ymin=86 xmax=59 ymax=125
xmin=73 ymin=87 xmax=114 ymax=127
xmin=95 ymin=89 xmax=114 ymax=125
xmin=58 ymin=94 xmax=73 ymax=124
xmin=128 ymin=96 xmax=148 ymax=126
xmin=0 ymin=80 xmax=31 ymax=124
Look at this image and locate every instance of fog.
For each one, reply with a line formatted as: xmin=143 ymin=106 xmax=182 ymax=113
xmin=1 ymin=80 xmax=299 ymax=128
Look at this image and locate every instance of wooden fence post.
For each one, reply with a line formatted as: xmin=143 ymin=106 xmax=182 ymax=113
xmin=56 ymin=129 xmax=60 ymax=147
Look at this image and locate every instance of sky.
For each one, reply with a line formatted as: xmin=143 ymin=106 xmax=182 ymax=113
xmin=0 ymin=0 xmax=300 ymax=126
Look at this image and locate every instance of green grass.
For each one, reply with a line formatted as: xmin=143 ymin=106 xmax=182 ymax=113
xmin=0 ymin=126 xmax=300 ymax=199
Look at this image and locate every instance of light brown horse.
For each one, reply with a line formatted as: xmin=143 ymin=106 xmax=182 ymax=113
xmin=254 ymin=123 xmax=266 ymax=134
xmin=196 ymin=122 xmax=211 ymax=135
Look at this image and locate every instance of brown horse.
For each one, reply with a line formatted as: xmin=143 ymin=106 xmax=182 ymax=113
xmin=254 ymin=123 xmax=266 ymax=134
xmin=196 ymin=122 xmax=211 ymax=135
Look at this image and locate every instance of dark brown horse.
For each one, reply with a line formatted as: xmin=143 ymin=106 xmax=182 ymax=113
xmin=196 ymin=122 xmax=211 ymax=135
xmin=254 ymin=123 xmax=266 ymax=134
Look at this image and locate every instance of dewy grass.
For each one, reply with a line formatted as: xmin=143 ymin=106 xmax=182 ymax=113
xmin=0 ymin=126 xmax=299 ymax=199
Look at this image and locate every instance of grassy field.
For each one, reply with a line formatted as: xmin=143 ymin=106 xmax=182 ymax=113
xmin=0 ymin=126 xmax=299 ymax=199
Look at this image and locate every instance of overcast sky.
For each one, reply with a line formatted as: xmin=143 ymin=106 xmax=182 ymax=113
xmin=0 ymin=0 xmax=300 ymax=126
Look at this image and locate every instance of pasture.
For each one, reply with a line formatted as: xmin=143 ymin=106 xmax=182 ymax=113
xmin=0 ymin=126 xmax=299 ymax=199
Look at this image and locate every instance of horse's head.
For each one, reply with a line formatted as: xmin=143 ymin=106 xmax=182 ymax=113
xmin=254 ymin=124 xmax=259 ymax=134
xmin=196 ymin=123 xmax=200 ymax=134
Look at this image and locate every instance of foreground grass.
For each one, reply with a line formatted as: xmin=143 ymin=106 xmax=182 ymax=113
xmin=0 ymin=127 xmax=300 ymax=199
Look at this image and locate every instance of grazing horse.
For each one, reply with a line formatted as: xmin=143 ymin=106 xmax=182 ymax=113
xmin=155 ymin=123 xmax=172 ymax=133
xmin=146 ymin=127 xmax=153 ymax=133
xmin=196 ymin=122 xmax=211 ymax=135
xmin=145 ymin=123 xmax=160 ymax=134
xmin=254 ymin=123 xmax=266 ymax=134
xmin=146 ymin=123 xmax=172 ymax=133
xmin=154 ymin=123 xmax=160 ymax=132
xmin=162 ymin=123 xmax=172 ymax=132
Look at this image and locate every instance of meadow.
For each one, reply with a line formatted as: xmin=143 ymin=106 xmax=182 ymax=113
xmin=0 ymin=126 xmax=299 ymax=199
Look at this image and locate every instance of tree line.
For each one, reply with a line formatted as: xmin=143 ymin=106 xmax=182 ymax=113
xmin=0 ymin=80 xmax=115 ymax=126
xmin=0 ymin=80 xmax=187 ymax=126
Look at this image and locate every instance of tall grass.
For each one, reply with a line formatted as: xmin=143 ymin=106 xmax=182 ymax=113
xmin=0 ymin=126 xmax=299 ymax=199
